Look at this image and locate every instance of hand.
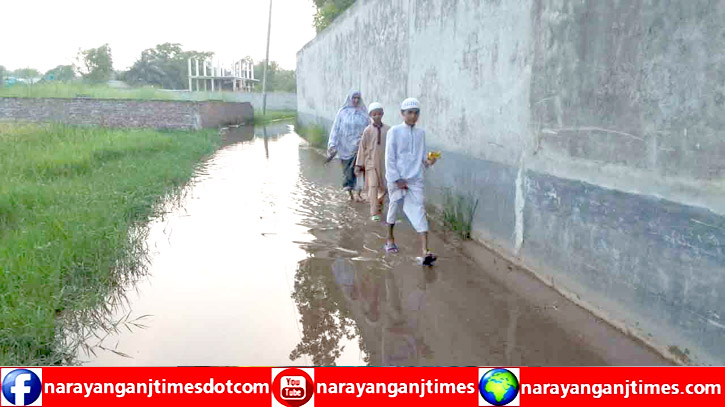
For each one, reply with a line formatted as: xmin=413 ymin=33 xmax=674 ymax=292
xmin=395 ymin=179 xmax=408 ymax=190
xmin=354 ymin=166 xmax=363 ymax=176
xmin=426 ymin=151 xmax=440 ymax=167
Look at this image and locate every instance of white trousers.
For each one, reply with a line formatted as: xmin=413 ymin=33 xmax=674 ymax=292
xmin=386 ymin=181 xmax=429 ymax=233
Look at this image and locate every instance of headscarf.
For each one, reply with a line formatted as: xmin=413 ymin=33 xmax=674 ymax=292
xmin=327 ymin=89 xmax=370 ymax=160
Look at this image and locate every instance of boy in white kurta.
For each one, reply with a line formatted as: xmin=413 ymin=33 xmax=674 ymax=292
xmin=383 ymin=98 xmax=438 ymax=266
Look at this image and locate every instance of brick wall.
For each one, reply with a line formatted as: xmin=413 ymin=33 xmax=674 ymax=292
xmin=0 ymin=97 xmax=253 ymax=130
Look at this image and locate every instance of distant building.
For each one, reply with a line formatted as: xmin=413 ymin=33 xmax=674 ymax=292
xmin=187 ymin=58 xmax=258 ymax=92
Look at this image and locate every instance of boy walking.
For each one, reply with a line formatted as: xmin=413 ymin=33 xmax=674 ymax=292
xmin=383 ymin=98 xmax=438 ymax=266
xmin=355 ymin=102 xmax=390 ymax=221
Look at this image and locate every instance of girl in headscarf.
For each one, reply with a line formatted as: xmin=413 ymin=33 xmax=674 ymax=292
xmin=327 ymin=90 xmax=370 ymax=201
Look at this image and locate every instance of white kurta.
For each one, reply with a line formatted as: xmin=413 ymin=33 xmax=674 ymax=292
xmin=384 ymin=123 xmax=429 ymax=232
xmin=385 ymin=123 xmax=427 ymax=185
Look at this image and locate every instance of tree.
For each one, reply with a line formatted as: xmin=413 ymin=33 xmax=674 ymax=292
xmin=10 ymin=68 xmax=41 ymax=84
xmin=12 ymin=68 xmax=41 ymax=80
xmin=76 ymin=44 xmax=113 ymax=82
xmin=45 ymin=65 xmax=76 ymax=81
xmin=124 ymin=43 xmax=213 ymax=89
xmin=253 ymin=60 xmax=296 ymax=93
xmin=312 ymin=0 xmax=356 ymax=33
xmin=0 ymin=65 xmax=6 ymax=85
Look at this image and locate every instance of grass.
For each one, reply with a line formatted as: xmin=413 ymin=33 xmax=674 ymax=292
xmin=0 ymin=123 xmax=220 ymax=365
xmin=295 ymin=122 xmax=328 ymax=149
xmin=0 ymin=82 xmax=294 ymax=103
xmin=440 ymin=189 xmax=479 ymax=240
xmin=253 ymin=110 xmax=297 ymax=125
xmin=0 ymin=82 xmax=178 ymax=100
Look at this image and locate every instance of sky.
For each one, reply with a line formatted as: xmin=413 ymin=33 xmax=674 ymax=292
xmin=0 ymin=0 xmax=317 ymax=73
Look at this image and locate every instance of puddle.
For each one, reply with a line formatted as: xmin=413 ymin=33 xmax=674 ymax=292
xmin=72 ymin=122 xmax=669 ymax=366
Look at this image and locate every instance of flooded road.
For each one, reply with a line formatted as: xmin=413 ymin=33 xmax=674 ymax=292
xmin=75 ymin=122 xmax=669 ymax=366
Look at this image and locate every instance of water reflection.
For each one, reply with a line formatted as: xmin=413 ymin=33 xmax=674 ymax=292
xmin=382 ymin=267 xmax=435 ymax=366
xmin=288 ymin=143 xmax=616 ymax=366
xmin=60 ymin=192 xmax=179 ymax=363
xmin=67 ymin=122 xmax=668 ymax=367
xmin=71 ymin=121 xmax=328 ymax=366
xmin=288 ymin=258 xmax=359 ymax=365
xmin=220 ymin=124 xmax=254 ymax=146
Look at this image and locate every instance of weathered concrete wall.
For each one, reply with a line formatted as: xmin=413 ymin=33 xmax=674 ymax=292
xmin=226 ymin=92 xmax=297 ymax=112
xmin=0 ymin=97 xmax=253 ymax=130
xmin=296 ymin=0 xmax=725 ymax=364
xmin=167 ymin=91 xmax=297 ymax=112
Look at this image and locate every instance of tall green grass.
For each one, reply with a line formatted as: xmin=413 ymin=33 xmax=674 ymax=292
xmin=0 ymin=123 xmax=220 ymax=365
xmin=440 ymin=189 xmax=479 ymax=240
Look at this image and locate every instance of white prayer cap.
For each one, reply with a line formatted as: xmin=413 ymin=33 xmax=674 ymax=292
xmin=400 ymin=97 xmax=420 ymax=111
xmin=368 ymin=102 xmax=384 ymax=113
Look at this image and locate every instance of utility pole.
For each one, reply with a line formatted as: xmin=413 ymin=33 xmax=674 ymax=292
xmin=261 ymin=0 xmax=273 ymax=116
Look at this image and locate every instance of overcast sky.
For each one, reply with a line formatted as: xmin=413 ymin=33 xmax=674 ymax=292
xmin=0 ymin=0 xmax=317 ymax=72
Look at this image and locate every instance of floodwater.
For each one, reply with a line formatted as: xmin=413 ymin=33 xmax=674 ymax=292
xmin=73 ymin=122 xmax=669 ymax=366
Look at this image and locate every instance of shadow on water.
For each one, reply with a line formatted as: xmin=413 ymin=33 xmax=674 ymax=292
xmin=66 ymin=121 xmax=669 ymax=366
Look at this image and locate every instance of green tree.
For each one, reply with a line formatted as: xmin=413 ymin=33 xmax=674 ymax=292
xmin=312 ymin=0 xmax=356 ymax=32
xmin=124 ymin=43 xmax=213 ymax=89
xmin=0 ymin=65 xmax=6 ymax=85
xmin=13 ymin=68 xmax=41 ymax=80
xmin=45 ymin=65 xmax=76 ymax=81
xmin=253 ymin=60 xmax=296 ymax=93
xmin=76 ymin=44 xmax=113 ymax=82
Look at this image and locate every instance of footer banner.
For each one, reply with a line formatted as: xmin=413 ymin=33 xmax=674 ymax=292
xmin=1 ymin=367 xmax=722 ymax=406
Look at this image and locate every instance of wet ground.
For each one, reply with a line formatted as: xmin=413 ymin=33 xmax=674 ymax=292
xmin=74 ymin=122 xmax=670 ymax=366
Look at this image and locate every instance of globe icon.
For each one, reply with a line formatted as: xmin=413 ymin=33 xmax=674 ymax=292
xmin=479 ymin=368 xmax=519 ymax=406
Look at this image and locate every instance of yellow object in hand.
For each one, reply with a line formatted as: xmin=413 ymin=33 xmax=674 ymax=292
xmin=427 ymin=151 xmax=441 ymax=160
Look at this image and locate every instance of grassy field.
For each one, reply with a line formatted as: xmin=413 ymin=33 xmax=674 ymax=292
xmin=0 ymin=82 xmax=293 ymax=104
xmin=0 ymin=123 xmax=220 ymax=364
xmin=0 ymin=82 xmax=179 ymax=100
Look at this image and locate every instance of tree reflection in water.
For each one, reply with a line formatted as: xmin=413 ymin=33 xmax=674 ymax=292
xmin=289 ymin=251 xmax=437 ymax=366
xmin=289 ymin=257 xmax=361 ymax=365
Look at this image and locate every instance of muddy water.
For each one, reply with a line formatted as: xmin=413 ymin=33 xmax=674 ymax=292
xmin=76 ymin=123 xmax=669 ymax=366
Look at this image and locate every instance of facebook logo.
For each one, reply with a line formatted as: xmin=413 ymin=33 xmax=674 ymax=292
xmin=1 ymin=369 xmax=42 ymax=406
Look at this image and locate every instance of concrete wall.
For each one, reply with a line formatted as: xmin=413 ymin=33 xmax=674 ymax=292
xmin=165 ymin=91 xmax=297 ymax=112
xmin=224 ymin=92 xmax=297 ymax=112
xmin=0 ymin=97 xmax=253 ymax=130
xmin=296 ymin=0 xmax=725 ymax=364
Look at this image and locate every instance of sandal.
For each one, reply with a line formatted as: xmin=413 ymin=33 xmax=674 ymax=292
xmin=419 ymin=251 xmax=437 ymax=266
xmin=383 ymin=242 xmax=399 ymax=253
xmin=371 ymin=215 xmax=381 ymax=222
